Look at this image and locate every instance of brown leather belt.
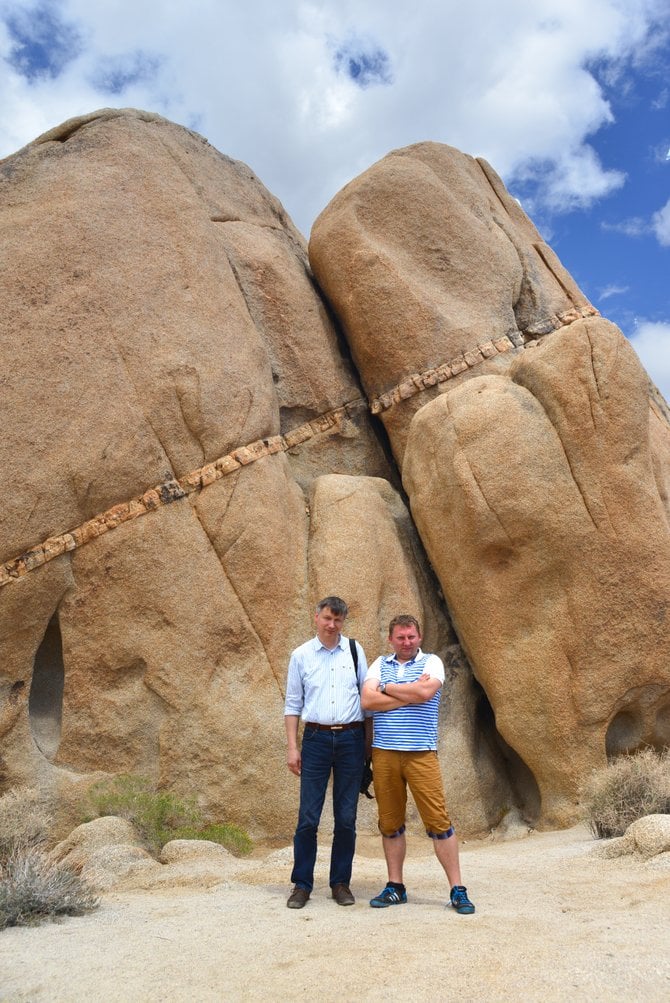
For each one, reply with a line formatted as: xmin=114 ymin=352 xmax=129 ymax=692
xmin=305 ymin=721 xmax=364 ymax=731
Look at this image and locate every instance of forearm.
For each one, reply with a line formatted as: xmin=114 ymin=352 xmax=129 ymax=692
xmin=285 ymin=715 xmax=302 ymax=776
xmin=285 ymin=714 xmax=300 ymax=750
xmin=361 ymin=687 xmax=406 ymax=711
xmin=385 ymin=679 xmax=440 ymax=704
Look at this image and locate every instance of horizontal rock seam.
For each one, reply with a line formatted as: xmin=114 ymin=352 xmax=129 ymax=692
xmin=369 ymin=305 xmax=599 ymax=415
xmin=0 ymin=402 xmax=362 ymax=589
xmin=0 ymin=304 xmax=599 ymax=589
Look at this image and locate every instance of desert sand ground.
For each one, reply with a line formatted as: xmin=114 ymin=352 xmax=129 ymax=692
xmin=0 ymin=824 xmax=668 ymax=1003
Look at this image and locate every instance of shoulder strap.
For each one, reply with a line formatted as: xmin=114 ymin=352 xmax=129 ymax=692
xmin=349 ymin=638 xmax=362 ymax=695
xmin=349 ymin=638 xmax=358 ymax=677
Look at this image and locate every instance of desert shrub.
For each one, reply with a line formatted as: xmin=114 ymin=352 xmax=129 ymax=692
xmin=0 ymin=845 xmax=98 ymax=930
xmin=581 ymin=747 xmax=670 ymax=838
xmin=171 ymin=823 xmax=253 ymax=857
xmin=86 ymin=774 xmax=200 ymax=853
xmin=0 ymin=787 xmax=52 ymax=863
xmin=85 ymin=775 xmax=252 ymax=856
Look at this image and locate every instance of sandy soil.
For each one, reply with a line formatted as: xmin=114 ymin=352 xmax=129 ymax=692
xmin=0 ymin=825 xmax=668 ymax=1003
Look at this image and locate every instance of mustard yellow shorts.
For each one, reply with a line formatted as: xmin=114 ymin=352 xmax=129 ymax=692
xmin=371 ymin=748 xmax=452 ymax=838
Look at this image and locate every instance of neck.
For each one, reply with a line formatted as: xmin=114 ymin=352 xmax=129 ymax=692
xmin=318 ymin=633 xmax=340 ymax=649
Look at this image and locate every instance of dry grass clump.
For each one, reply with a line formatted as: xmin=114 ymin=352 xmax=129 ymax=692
xmin=0 ymin=787 xmax=52 ymax=859
xmin=581 ymin=747 xmax=670 ymax=838
xmin=0 ymin=787 xmax=98 ymax=930
xmin=0 ymin=845 xmax=98 ymax=929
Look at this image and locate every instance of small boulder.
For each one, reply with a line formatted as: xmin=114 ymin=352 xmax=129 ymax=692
xmin=597 ymin=814 xmax=670 ymax=859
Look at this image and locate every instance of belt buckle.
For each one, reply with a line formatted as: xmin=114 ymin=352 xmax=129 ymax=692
xmin=331 ymin=724 xmax=344 ymax=731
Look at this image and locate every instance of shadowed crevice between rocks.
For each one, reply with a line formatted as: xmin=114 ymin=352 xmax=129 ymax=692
xmin=475 ymin=682 xmax=541 ymax=827
xmin=29 ymin=613 xmax=65 ymax=760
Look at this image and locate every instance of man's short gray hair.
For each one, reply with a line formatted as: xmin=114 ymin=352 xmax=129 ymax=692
xmin=316 ymin=596 xmax=348 ymax=618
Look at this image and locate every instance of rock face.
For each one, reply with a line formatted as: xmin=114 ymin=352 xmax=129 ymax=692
xmin=1 ymin=115 xmax=668 ymax=838
xmin=310 ymin=142 xmax=670 ymax=827
xmin=0 ymin=110 xmax=496 ymax=840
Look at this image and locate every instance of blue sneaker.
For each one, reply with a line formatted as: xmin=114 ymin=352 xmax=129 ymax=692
xmin=370 ymin=884 xmax=407 ymax=908
xmin=450 ymin=885 xmax=475 ymax=914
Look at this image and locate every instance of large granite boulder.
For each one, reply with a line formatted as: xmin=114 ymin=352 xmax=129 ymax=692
xmin=310 ymin=142 xmax=670 ymax=827
xmin=309 ymin=141 xmax=597 ymax=462
xmin=0 ymin=111 xmax=496 ymax=839
xmin=3 ymin=114 xmax=668 ymax=838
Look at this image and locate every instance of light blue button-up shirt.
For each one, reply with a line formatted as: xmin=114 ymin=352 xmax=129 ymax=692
xmin=284 ymin=634 xmax=367 ymax=725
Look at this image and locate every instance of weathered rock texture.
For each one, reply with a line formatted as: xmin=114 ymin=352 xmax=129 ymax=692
xmin=310 ymin=142 xmax=670 ymax=827
xmin=597 ymin=814 xmax=670 ymax=861
xmin=309 ymin=141 xmax=598 ymax=462
xmin=1 ymin=111 xmax=501 ymax=840
xmin=2 ymin=116 xmax=668 ymax=839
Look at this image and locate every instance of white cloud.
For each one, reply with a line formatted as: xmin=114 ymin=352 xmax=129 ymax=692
xmin=630 ymin=320 xmax=670 ymax=400
xmin=601 ymin=217 xmax=648 ymax=237
xmin=598 ymin=284 xmax=629 ymax=300
xmin=0 ymin=0 xmax=668 ymax=233
xmin=652 ymin=198 xmax=670 ymax=246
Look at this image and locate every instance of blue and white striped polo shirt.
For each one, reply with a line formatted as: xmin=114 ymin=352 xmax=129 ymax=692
xmin=284 ymin=634 xmax=367 ymax=725
xmin=366 ymin=649 xmax=444 ymax=751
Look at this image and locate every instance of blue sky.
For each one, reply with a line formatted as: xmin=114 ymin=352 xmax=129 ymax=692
xmin=1 ymin=0 xmax=668 ymax=396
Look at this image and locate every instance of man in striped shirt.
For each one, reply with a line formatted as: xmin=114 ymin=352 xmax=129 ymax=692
xmin=284 ymin=596 xmax=369 ymax=909
xmin=362 ymin=614 xmax=475 ymax=914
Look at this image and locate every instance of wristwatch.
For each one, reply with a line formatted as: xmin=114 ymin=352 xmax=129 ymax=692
xmin=379 ymin=682 xmax=387 ymax=694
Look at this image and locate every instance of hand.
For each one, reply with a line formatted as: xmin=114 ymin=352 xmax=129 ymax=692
xmin=287 ymin=750 xmax=301 ymax=776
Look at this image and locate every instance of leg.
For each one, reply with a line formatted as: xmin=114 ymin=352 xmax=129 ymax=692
xmin=371 ymin=748 xmax=408 ymax=893
xmin=404 ymin=751 xmax=461 ymax=886
xmin=382 ymin=829 xmax=407 ymax=883
xmin=405 ymin=752 xmax=475 ymax=913
xmin=432 ymin=830 xmax=462 ymax=888
xmin=329 ymin=727 xmax=365 ymax=887
xmin=291 ymin=728 xmax=332 ymax=892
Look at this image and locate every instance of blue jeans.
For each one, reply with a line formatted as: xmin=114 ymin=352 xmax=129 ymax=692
xmin=291 ymin=726 xmax=365 ymax=892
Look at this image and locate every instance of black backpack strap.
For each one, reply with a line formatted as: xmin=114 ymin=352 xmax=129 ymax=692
xmin=349 ymin=638 xmax=359 ymax=687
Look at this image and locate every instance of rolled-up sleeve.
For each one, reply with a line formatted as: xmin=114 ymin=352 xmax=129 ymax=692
xmin=284 ymin=650 xmax=304 ymax=716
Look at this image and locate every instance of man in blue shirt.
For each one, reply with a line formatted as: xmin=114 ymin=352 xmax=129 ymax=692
xmin=284 ymin=596 xmax=369 ymax=909
xmin=362 ymin=614 xmax=475 ymax=914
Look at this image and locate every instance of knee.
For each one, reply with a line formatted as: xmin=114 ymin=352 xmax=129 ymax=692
xmin=426 ymin=826 xmax=455 ymax=840
xmin=379 ymin=823 xmax=406 ymax=839
xmin=334 ymin=805 xmax=358 ymax=829
xmin=296 ymin=809 xmax=321 ymax=832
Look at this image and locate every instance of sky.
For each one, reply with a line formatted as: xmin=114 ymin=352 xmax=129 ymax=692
xmin=0 ymin=0 xmax=668 ymax=397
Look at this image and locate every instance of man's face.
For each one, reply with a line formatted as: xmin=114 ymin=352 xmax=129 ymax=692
xmin=315 ymin=606 xmax=345 ymax=643
xmin=389 ymin=624 xmax=422 ymax=662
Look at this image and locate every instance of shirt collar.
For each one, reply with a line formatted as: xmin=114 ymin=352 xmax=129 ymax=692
xmin=313 ymin=633 xmax=346 ymax=653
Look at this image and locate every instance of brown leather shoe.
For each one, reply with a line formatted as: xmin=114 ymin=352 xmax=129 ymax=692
xmin=331 ymin=882 xmax=355 ymax=906
xmin=287 ymin=885 xmax=310 ymax=909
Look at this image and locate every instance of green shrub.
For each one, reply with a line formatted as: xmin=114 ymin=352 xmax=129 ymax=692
xmin=0 ymin=845 xmax=98 ymax=930
xmin=171 ymin=823 xmax=253 ymax=857
xmin=85 ymin=775 xmax=252 ymax=856
xmin=86 ymin=774 xmax=200 ymax=853
xmin=0 ymin=787 xmax=52 ymax=863
xmin=581 ymin=747 xmax=670 ymax=838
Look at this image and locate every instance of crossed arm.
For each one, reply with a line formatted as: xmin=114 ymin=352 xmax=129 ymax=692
xmin=361 ymin=672 xmax=440 ymax=711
